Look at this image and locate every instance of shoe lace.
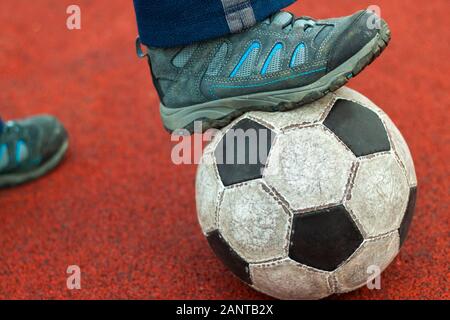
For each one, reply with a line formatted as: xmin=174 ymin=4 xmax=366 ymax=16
xmin=265 ymin=11 xmax=316 ymax=32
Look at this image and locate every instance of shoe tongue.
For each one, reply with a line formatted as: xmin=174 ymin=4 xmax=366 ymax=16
xmin=272 ymin=11 xmax=293 ymax=26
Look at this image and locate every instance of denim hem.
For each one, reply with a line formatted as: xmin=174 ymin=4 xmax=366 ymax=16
xmin=134 ymin=0 xmax=296 ymax=48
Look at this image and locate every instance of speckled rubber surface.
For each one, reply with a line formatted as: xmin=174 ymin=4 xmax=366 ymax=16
xmin=1 ymin=0 xmax=447 ymax=300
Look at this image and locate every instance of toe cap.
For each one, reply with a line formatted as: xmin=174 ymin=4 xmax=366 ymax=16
xmin=327 ymin=10 xmax=383 ymax=72
xmin=29 ymin=115 xmax=68 ymax=161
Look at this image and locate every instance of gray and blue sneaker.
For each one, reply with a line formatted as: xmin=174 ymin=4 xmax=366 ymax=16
xmin=0 ymin=115 xmax=68 ymax=188
xmin=137 ymin=9 xmax=391 ymax=133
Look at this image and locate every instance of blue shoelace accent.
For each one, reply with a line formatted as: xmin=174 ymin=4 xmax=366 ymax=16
xmin=261 ymin=43 xmax=283 ymax=75
xmin=0 ymin=144 xmax=8 ymax=170
xmin=290 ymin=43 xmax=306 ymax=68
xmin=230 ymin=42 xmax=260 ymax=77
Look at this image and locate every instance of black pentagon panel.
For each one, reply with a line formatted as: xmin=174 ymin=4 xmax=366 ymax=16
xmin=215 ymin=119 xmax=275 ymax=186
xmin=206 ymin=230 xmax=252 ymax=284
xmin=399 ymin=187 xmax=418 ymax=247
xmin=289 ymin=205 xmax=363 ymax=272
xmin=324 ymin=99 xmax=390 ymax=157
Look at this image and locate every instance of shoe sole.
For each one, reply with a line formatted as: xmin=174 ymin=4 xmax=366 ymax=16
xmin=161 ymin=21 xmax=391 ymax=134
xmin=0 ymin=139 xmax=69 ymax=188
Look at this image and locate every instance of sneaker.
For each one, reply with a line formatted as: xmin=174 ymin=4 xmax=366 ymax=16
xmin=137 ymin=9 xmax=391 ymax=133
xmin=0 ymin=115 xmax=68 ymax=187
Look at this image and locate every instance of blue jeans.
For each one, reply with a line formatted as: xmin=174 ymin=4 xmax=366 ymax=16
xmin=133 ymin=0 xmax=296 ymax=48
xmin=0 ymin=118 xmax=3 ymax=134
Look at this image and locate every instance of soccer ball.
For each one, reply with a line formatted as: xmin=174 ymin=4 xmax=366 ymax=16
xmin=195 ymin=87 xmax=417 ymax=299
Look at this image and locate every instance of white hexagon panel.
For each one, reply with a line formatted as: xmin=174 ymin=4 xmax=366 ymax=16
xmin=218 ymin=180 xmax=291 ymax=263
xmin=332 ymin=231 xmax=400 ymax=293
xmin=247 ymin=93 xmax=336 ymax=131
xmin=264 ymin=125 xmax=355 ymax=211
xmin=195 ymin=153 xmax=224 ymax=234
xmin=345 ymin=153 xmax=410 ymax=237
xmin=382 ymin=114 xmax=418 ymax=188
xmin=250 ymin=258 xmax=332 ymax=300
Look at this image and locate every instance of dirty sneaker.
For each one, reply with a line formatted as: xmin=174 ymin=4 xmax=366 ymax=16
xmin=0 ymin=115 xmax=68 ymax=187
xmin=137 ymin=9 xmax=391 ymax=133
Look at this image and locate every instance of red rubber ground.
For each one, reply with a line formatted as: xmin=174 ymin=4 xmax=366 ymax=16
xmin=0 ymin=0 xmax=448 ymax=300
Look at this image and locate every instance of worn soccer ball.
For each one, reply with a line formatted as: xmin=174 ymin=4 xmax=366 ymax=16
xmin=195 ymin=87 xmax=417 ymax=299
